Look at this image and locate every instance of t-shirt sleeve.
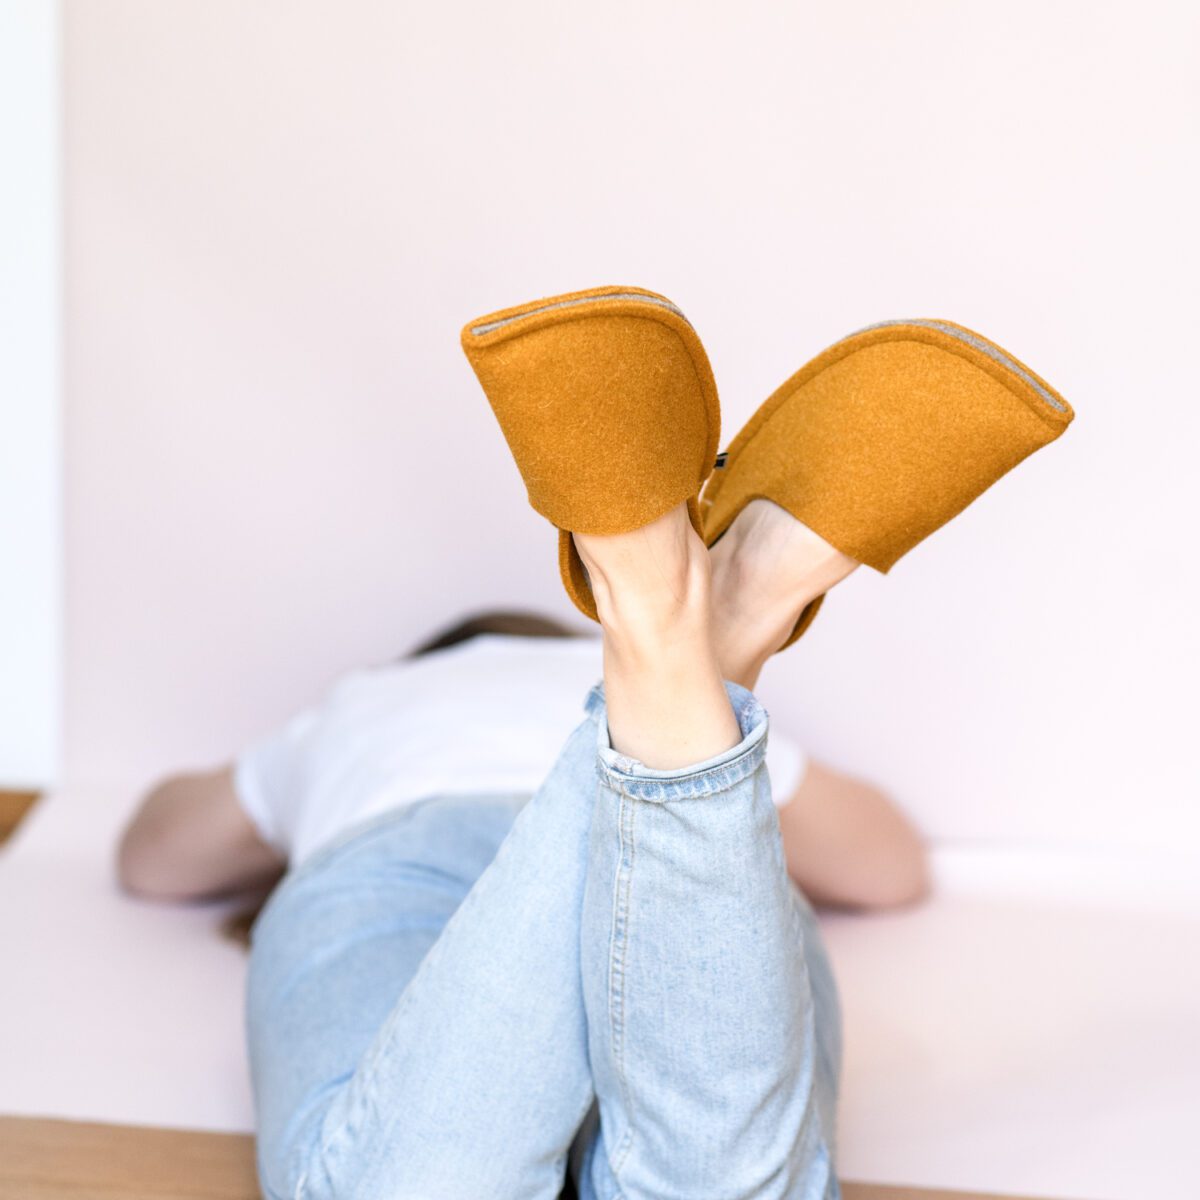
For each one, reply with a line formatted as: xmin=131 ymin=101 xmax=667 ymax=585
xmin=764 ymin=726 xmax=809 ymax=806
xmin=232 ymin=708 xmax=319 ymax=855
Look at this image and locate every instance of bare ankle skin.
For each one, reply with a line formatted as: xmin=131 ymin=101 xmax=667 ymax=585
xmin=708 ymin=499 xmax=859 ymax=690
xmin=574 ymin=505 xmax=741 ymax=770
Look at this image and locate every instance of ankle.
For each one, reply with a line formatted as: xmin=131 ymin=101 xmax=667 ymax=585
xmin=711 ymin=592 xmax=799 ymax=689
xmin=709 ymin=500 xmax=857 ymax=678
xmin=574 ymin=505 xmax=712 ymax=643
xmin=594 ymin=548 xmax=713 ymax=668
xmin=576 ymin=507 xmax=740 ymax=767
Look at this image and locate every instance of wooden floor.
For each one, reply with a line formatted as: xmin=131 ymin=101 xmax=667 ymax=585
xmin=0 ymin=790 xmax=39 ymax=845
xmin=0 ymin=1116 xmax=1041 ymax=1200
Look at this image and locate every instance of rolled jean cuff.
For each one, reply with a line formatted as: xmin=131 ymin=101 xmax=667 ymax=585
xmin=585 ymin=681 xmax=769 ymax=802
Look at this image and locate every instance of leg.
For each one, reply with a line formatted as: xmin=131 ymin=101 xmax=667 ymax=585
xmin=248 ymin=797 xmax=521 ymax=1197
xmin=249 ymin=714 xmax=599 ymax=1199
xmin=572 ymin=505 xmax=844 ymax=1198
xmin=708 ymin=497 xmax=859 ymax=690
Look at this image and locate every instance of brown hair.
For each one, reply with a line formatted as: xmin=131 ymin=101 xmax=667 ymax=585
xmin=407 ymin=608 xmax=582 ymax=657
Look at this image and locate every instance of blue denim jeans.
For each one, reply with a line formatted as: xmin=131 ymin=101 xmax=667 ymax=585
xmin=247 ymin=684 xmax=841 ymax=1199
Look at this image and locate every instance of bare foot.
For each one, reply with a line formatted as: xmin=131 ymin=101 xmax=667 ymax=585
xmin=575 ymin=505 xmax=741 ymax=768
xmin=709 ymin=499 xmax=858 ymax=688
xmin=574 ymin=504 xmax=708 ymax=640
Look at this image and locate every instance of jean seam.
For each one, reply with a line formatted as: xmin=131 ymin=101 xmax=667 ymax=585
xmin=598 ymin=736 xmax=766 ymax=802
xmin=786 ymin=900 xmax=839 ymax=1200
xmin=607 ymin=788 xmax=637 ymax=1177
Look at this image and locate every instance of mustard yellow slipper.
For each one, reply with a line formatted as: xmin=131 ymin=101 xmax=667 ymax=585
xmin=700 ymin=319 xmax=1074 ymax=649
xmin=461 ymin=286 xmax=721 ymax=621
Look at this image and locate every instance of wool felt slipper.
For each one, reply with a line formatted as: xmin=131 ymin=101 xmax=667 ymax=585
xmin=461 ymin=286 xmax=721 ymax=621
xmin=700 ymin=318 xmax=1074 ymax=649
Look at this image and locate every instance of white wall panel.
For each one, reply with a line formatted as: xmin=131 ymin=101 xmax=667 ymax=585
xmin=0 ymin=0 xmax=60 ymax=786
xmin=63 ymin=2 xmax=1200 ymax=858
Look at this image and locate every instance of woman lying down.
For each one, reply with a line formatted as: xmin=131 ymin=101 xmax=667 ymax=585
xmin=117 ymin=611 xmax=926 ymax=1192
xmin=118 ymin=288 xmax=1071 ymax=1200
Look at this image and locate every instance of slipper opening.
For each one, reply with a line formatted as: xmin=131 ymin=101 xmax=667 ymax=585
xmin=469 ymin=292 xmax=690 ymax=337
xmin=855 ymin=319 xmax=1069 ymax=415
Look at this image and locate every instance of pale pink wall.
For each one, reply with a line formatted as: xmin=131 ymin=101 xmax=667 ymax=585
xmin=65 ymin=1 xmax=1200 ymax=855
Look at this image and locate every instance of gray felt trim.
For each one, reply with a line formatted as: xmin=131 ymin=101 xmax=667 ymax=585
xmin=470 ymin=292 xmax=688 ymax=336
xmin=855 ymin=319 xmax=1067 ymax=413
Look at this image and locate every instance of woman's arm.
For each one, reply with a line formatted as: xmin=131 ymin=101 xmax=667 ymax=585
xmin=116 ymin=766 xmax=286 ymax=902
xmin=118 ymin=758 xmax=924 ymax=909
xmin=778 ymin=760 xmax=930 ymax=910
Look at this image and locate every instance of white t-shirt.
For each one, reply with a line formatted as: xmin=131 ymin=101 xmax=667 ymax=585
xmin=235 ymin=634 xmax=807 ymax=867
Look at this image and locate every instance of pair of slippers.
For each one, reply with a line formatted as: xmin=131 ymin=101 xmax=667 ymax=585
xmin=461 ymin=286 xmax=1073 ymax=650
